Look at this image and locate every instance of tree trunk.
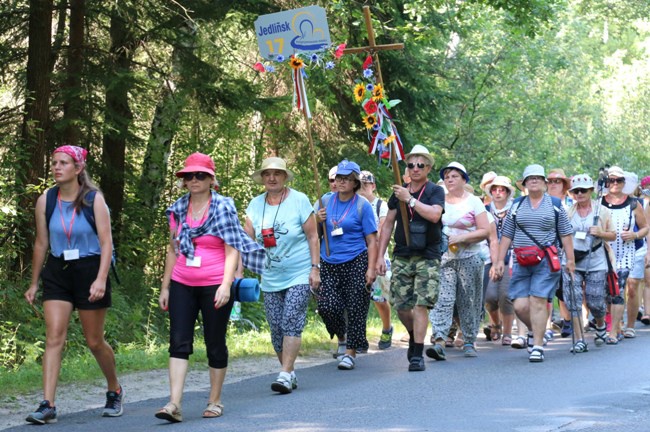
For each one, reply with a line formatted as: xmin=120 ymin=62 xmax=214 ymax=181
xmin=100 ymin=4 xmax=136 ymax=241
xmin=62 ymin=0 xmax=84 ymax=146
xmin=16 ymin=0 xmax=53 ymax=271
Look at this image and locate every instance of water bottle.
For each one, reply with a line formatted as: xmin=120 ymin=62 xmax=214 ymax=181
xmin=371 ymin=282 xmax=384 ymax=302
xmin=230 ymin=301 xmax=241 ymax=321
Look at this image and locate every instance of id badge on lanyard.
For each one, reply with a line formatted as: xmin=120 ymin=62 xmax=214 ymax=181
xmin=59 ymin=191 xmax=80 ymax=261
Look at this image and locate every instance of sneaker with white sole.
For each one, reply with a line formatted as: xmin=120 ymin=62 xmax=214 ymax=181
xmin=102 ymin=385 xmax=124 ymax=417
xmin=26 ymin=400 xmax=57 ymax=424
xmin=290 ymin=371 xmax=298 ymax=390
xmin=271 ymin=372 xmax=292 ymax=394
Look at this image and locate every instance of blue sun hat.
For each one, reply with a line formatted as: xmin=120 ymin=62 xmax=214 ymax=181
xmin=336 ymin=159 xmax=361 ymax=176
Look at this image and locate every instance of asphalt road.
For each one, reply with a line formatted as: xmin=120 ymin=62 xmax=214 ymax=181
xmin=6 ymin=326 xmax=650 ymax=432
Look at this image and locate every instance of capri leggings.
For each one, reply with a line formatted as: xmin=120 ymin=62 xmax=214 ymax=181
xmin=318 ymin=251 xmax=370 ymax=351
xmin=561 ymin=269 xmax=607 ymax=319
xmin=168 ymin=280 xmax=234 ymax=369
xmin=484 ymin=270 xmax=514 ymax=315
xmin=263 ymin=284 xmax=311 ymax=353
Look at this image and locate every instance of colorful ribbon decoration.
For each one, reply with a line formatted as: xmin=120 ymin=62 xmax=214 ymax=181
xmin=367 ymin=105 xmax=405 ymax=160
xmin=292 ymin=67 xmax=312 ymax=119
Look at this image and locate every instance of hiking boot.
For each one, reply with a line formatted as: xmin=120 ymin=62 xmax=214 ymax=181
xmin=102 ymin=385 xmax=124 ymax=417
xmin=26 ymin=400 xmax=57 ymax=424
xmin=378 ymin=326 xmax=393 ymax=350
xmin=408 ymin=356 xmax=425 ymax=372
xmin=271 ymin=372 xmax=292 ymax=394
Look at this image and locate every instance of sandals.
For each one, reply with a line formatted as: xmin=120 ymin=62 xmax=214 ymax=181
xmin=445 ymin=336 xmax=455 ymax=348
xmin=594 ymin=325 xmax=607 ymax=347
xmin=528 ymin=347 xmax=544 ymax=363
xmin=203 ymin=402 xmax=224 ymax=418
xmin=605 ymin=336 xmax=619 ymax=345
xmin=491 ymin=324 xmax=502 ymax=342
xmin=155 ymin=402 xmax=183 ymax=423
xmin=623 ymin=328 xmax=636 ymax=338
xmin=570 ymin=340 xmax=588 ymax=353
xmin=501 ymin=334 xmax=512 ymax=346
xmin=337 ymin=354 xmax=355 ymax=370
xmin=454 ymin=332 xmax=465 ymax=348
xmin=641 ymin=315 xmax=650 ymax=326
xmin=332 ymin=341 xmax=346 ymax=359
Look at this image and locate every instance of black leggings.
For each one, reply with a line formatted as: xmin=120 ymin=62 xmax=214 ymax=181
xmin=168 ymin=280 xmax=234 ymax=369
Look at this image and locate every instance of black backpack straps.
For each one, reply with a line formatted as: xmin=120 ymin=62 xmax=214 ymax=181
xmin=376 ymin=198 xmax=383 ymax=219
xmin=45 ymin=186 xmax=60 ymax=230
xmin=550 ymin=196 xmax=562 ymax=245
xmin=82 ymin=190 xmax=97 ymax=234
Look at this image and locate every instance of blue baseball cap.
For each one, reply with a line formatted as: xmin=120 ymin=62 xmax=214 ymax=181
xmin=336 ymin=159 xmax=361 ymax=176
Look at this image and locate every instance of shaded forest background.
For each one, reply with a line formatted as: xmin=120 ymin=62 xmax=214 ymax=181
xmin=2 ymin=0 xmax=650 ymax=371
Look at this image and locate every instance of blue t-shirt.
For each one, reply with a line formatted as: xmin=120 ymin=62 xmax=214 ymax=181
xmin=318 ymin=193 xmax=377 ymax=264
xmin=49 ymin=200 xmax=101 ymax=258
xmin=246 ymin=189 xmax=314 ymax=292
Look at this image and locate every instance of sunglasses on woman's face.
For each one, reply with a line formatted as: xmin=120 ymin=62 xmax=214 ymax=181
xmin=572 ymin=188 xmax=592 ymax=195
xmin=407 ymin=162 xmax=427 ymax=169
xmin=608 ymin=177 xmax=625 ymax=185
xmin=184 ymin=172 xmax=209 ymax=181
xmin=548 ymin=179 xmax=564 ymax=184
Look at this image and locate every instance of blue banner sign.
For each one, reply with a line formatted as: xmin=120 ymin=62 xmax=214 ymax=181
xmin=255 ymin=5 xmax=331 ymax=60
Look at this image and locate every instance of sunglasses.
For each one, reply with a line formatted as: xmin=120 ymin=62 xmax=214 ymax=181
xmin=608 ymin=177 xmax=625 ymax=184
xmin=328 ymin=178 xmax=336 ymax=183
xmin=407 ymin=162 xmax=427 ymax=169
xmin=548 ymin=179 xmax=565 ymax=184
xmin=572 ymin=188 xmax=592 ymax=195
xmin=183 ymin=172 xmax=209 ymax=181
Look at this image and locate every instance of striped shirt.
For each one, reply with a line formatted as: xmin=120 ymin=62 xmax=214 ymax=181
xmin=502 ymin=195 xmax=572 ymax=248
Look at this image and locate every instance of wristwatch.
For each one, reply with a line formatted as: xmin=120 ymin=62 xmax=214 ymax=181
xmin=311 ymin=263 xmax=321 ymax=270
xmin=408 ymin=197 xmax=417 ymax=208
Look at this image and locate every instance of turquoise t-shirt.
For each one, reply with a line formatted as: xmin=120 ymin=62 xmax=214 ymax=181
xmin=246 ymin=188 xmax=314 ymax=292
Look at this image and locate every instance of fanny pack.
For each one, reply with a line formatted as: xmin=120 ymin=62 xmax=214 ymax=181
xmin=574 ymin=242 xmax=602 ymax=262
xmin=512 ymin=200 xmax=561 ymax=272
xmin=513 ymin=246 xmax=544 ymax=267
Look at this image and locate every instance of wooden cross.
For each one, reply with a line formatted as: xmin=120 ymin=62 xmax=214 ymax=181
xmin=343 ymin=6 xmax=410 ymax=244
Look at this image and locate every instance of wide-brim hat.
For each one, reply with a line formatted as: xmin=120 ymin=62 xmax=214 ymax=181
xmin=623 ymin=171 xmax=638 ymax=196
xmin=547 ymin=168 xmax=571 ymax=190
xmin=251 ymin=157 xmax=294 ymax=185
xmin=487 ymin=175 xmax=516 ymax=197
xmin=569 ymin=174 xmax=594 ymax=191
xmin=480 ymin=171 xmax=497 ymax=193
xmin=176 ymin=152 xmax=216 ymax=177
xmin=405 ymin=144 xmax=434 ymax=166
xmin=440 ymin=161 xmax=470 ymax=182
xmin=517 ymin=164 xmax=546 ymax=191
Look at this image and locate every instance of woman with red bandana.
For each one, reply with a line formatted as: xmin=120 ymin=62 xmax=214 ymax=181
xmin=24 ymin=146 xmax=123 ymax=424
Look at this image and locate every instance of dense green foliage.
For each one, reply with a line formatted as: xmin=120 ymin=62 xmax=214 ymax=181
xmin=1 ymin=0 xmax=650 ymax=377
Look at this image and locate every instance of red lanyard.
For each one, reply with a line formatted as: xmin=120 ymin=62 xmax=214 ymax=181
xmin=57 ymin=190 xmax=76 ymax=247
xmin=330 ymin=193 xmax=357 ymax=228
xmin=408 ymin=185 xmax=426 ymax=220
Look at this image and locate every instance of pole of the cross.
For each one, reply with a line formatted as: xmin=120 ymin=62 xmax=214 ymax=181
xmin=296 ymin=72 xmax=330 ymax=256
xmin=361 ymin=6 xmax=410 ymax=244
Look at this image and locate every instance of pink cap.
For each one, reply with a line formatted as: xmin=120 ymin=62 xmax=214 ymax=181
xmin=641 ymin=176 xmax=650 ymax=188
xmin=175 ymin=152 xmax=216 ymax=177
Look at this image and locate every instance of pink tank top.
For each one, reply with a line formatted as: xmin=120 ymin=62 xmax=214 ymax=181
xmin=170 ymin=212 xmax=226 ymax=286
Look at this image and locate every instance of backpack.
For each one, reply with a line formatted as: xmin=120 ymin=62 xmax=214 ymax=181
xmin=45 ymin=186 xmax=120 ymax=283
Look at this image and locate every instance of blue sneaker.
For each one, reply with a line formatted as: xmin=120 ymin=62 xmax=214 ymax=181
xmin=102 ymin=385 xmax=124 ymax=417
xmin=26 ymin=400 xmax=57 ymax=424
